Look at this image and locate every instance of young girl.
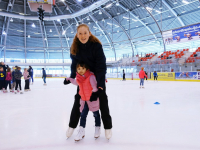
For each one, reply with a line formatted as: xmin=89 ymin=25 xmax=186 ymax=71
xmin=139 ymin=67 xmax=147 ymax=88
xmin=23 ymin=68 xmax=30 ymax=92
xmin=14 ymin=67 xmax=23 ymax=94
xmin=64 ymin=24 xmax=112 ymax=140
xmin=66 ymin=62 xmax=101 ymax=141
xmin=5 ymin=68 xmax=12 ymax=92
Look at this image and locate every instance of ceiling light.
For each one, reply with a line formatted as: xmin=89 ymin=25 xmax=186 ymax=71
xmin=136 ymin=4 xmax=140 ymax=7
xmin=182 ymin=0 xmax=189 ymax=4
xmin=32 ymin=23 xmax=36 ymax=28
xmin=19 ymin=13 xmax=24 ymax=15
xmin=62 ymin=30 xmax=66 ymax=35
xmin=87 ymin=17 xmax=90 ymax=20
xmin=57 ymin=19 xmax=60 ymax=22
xmin=77 ymin=0 xmax=82 ymax=2
xmin=116 ymin=2 xmax=119 ymax=6
xmin=123 ymin=16 xmax=129 ymax=19
xmin=105 ymin=3 xmax=112 ymax=8
xmin=44 ymin=38 xmax=47 ymax=40
xmin=61 ymin=0 xmax=64 ymax=1
xmin=28 ymin=35 xmax=30 ymax=38
xmin=88 ymin=22 xmax=91 ymax=24
xmin=155 ymin=10 xmax=161 ymax=13
xmin=117 ymin=13 xmax=120 ymax=15
xmin=2 ymin=31 xmax=6 ymax=35
xmin=67 ymin=37 xmax=70 ymax=40
xmin=50 ymin=29 xmax=52 ymax=32
xmin=182 ymin=10 xmax=186 ymax=13
xmin=99 ymin=11 xmax=102 ymax=15
xmin=159 ymin=7 xmax=162 ymax=9
xmin=168 ymin=15 xmax=171 ymax=17
xmin=8 ymin=2 xmax=12 ymax=7
xmin=0 ymin=9 xmax=2 ymax=11
xmin=109 ymin=32 xmax=111 ymax=34
xmin=66 ymin=6 xmax=69 ymax=10
xmin=146 ymin=7 xmax=153 ymax=12
xmin=132 ymin=19 xmax=137 ymax=22
xmin=174 ymin=0 xmax=177 ymax=4
xmin=10 ymin=18 xmax=13 ymax=22
xmin=117 ymin=30 xmax=119 ymax=33
xmin=76 ymin=23 xmax=79 ymax=26
xmin=136 ymin=26 xmax=138 ymax=27
xmin=102 ymin=18 xmax=105 ymax=22
xmin=198 ymin=5 xmax=200 ymax=8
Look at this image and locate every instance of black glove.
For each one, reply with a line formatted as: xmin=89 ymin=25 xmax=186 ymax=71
xmin=90 ymin=92 xmax=98 ymax=102
xmin=64 ymin=79 xmax=71 ymax=85
xmin=89 ymin=88 xmax=103 ymax=102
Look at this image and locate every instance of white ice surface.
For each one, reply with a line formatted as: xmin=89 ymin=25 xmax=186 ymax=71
xmin=0 ymin=79 xmax=200 ymax=150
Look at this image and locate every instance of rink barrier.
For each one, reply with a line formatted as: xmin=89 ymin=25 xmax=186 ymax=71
xmin=107 ymin=78 xmax=200 ymax=82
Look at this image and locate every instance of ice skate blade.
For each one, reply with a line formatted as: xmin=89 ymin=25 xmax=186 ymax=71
xmin=74 ymin=136 xmax=85 ymax=142
xmin=94 ymin=136 xmax=99 ymax=140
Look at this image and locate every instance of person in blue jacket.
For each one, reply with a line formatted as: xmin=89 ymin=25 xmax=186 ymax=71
xmin=28 ymin=66 xmax=34 ymax=84
xmin=42 ymin=68 xmax=47 ymax=85
xmin=64 ymin=24 xmax=112 ymax=140
xmin=153 ymin=71 xmax=158 ymax=81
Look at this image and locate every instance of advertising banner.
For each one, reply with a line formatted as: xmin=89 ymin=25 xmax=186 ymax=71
xmin=151 ymin=72 xmax=175 ymax=80
xmin=163 ymin=23 xmax=200 ymax=45
xmin=175 ymin=72 xmax=198 ymax=79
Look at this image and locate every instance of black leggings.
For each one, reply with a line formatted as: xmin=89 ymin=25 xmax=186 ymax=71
xmin=154 ymin=76 xmax=158 ymax=80
xmin=69 ymin=86 xmax=112 ymax=129
xmin=6 ymin=80 xmax=11 ymax=90
xmin=25 ymin=79 xmax=30 ymax=90
xmin=15 ymin=80 xmax=22 ymax=90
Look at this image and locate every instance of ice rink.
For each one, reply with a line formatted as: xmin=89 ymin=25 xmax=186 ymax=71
xmin=0 ymin=78 xmax=200 ymax=150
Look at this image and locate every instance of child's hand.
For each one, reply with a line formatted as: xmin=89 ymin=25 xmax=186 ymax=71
xmin=64 ymin=78 xmax=71 ymax=85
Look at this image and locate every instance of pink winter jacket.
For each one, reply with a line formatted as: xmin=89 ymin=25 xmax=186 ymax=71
xmin=66 ymin=72 xmax=99 ymax=113
xmin=139 ymin=70 xmax=147 ymax=79
xmin=23 ymin=71 xmax=29 ymax=80
xmin=5 ymin=72 xmax=12 ymax=81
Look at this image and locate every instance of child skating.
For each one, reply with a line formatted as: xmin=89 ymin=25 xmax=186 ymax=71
xmin=14 ymin=67 xmax=23 ymax=94
xmin=139 ymin=67 xmax=147 ymax=88
xmin=66 ymin=62 xmax=101 ymax=142
xmin=23 ymin=68 xmax=30 ymax=92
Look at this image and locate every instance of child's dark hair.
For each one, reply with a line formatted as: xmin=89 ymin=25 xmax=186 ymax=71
xmin=0 ymin=66 xmax=3 ymax=69
xmin=76 ymin=62 xmax=89 ymax=70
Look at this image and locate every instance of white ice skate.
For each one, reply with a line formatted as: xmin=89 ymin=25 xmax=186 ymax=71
xmin=14 ymin=90 xmax=17 ymax=94
xmin=105 ymin=129 xmax=112 ymax=140
xmin=94 ymin=126 xmax=101 ymax=139
xmin=74 ymin=126 xmax=85 ymax=142
xmin=3 ymin=88 xmax=7 ymax=93
xmin=142 ymin=86 xmax=144 ymax=88
xmin=20 ymin=91 xmax=23 ymax=94
xmin=28 ymin=89 xmax=31 ymax=91
xmin=66 ymin=127 xmax=74 ymax=138
xmin=139 ymin=86 xmax=141 ymax=88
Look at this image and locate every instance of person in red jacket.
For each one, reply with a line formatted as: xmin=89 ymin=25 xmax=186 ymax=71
xmin=66 ymin=62 xmax=101 ymax=141
xmin=139 ymin=67 xmax=147 ymax=88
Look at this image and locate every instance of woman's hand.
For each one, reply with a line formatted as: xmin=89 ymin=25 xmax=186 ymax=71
xmin=98 ymin=87 xmax=103 ymax=90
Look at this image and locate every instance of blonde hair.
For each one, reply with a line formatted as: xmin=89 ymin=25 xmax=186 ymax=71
xmin=141 ymin=67 xmax=144 ymax=70
xmin=70 ymin=24 xmax=102 ymax=55
xmin=24 ymin=68 xmax=27 ymax=71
